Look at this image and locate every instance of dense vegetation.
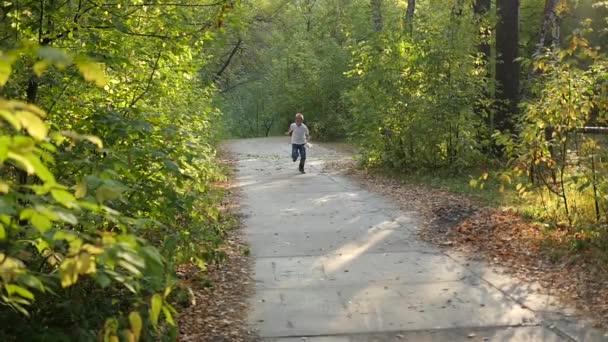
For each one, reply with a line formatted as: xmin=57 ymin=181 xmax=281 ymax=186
xmin=0 ymin=0 xmax=607 ymax=340
xmin=0 ymin=1 xmax=241 ymax=340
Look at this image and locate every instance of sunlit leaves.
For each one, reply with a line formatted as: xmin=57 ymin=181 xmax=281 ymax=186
xmin=76 ymin=59 xmax=108 ymax=88
xmin=149 ymin=294 xmax=162 ymax=329
xmin=0 ymin=54 xmax=15 ymax=86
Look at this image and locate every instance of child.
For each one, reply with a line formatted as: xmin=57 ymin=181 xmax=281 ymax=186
xmin=286 ymin=113 xmax=310 ymax=173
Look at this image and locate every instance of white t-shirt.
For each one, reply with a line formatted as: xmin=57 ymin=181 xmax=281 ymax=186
xmin=290 ymin=123 xmax=309 ymax=144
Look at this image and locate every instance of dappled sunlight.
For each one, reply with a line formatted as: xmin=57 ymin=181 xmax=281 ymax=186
xmin=319 ymin=222 xmax=394 ymax=274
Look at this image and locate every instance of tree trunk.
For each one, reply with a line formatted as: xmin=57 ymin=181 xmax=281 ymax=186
xmin=528 ymin=0 xmax=560 ymax=79
xmin=495 ymin=0 xmax=520 ymax=133
xmin=536 ymin=0 xmax=560 ymax=53
xmin=405 ymin=0 xmax=415 ymax=34
xmin=371 ymin=0 xmax=383 ymax=32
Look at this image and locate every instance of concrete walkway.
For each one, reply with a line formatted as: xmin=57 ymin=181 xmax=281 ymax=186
xmin=226 ymin=137 xmax=606 ymax=342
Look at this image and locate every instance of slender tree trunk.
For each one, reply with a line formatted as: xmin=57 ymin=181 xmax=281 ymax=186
xmin=405 ymin=0 xmax=415 ymax=34
xmin=529 ymin=0 xmax=560 ymax=79
xmin=535 ymin=0 xmax=560 ymax=53
xmin=495 ymin=0 xmax=520 ymax=134
xmin=371 ymin=0 xmax=383 ymax=32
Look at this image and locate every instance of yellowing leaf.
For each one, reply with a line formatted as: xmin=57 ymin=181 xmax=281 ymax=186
xmin=76 ymin=253 xmax=96 ymax=274
xmin=33 ymin=61 xmax=49 ymax=77
xmin=499 ymin=174 xmax=512 ymax=184
xmin=16 ymin=111 xmax=48 ymax=140
xmin=0 ymin=56 xmax=13 ymax=86
xmin=83 ymin=135 xmax=103 ymax=148
xmin=82 ymin=244 xmax=104 ymax=255
xmin=124 ymin=331 xmax=136 ymax=342
xmin=149 ymin=294 xmax=162 ymax=329
xmin=76 ymin=60 xmax=107 ymax=87
xmin=73 ymin=182 xmax=87 ymax=199
xmin=0 ymin=109 xmax=21 ymax=130
xmin=482 ymin=172 xmax=489 ymax=180
xmin=60 ymin=257 xmax=79 ymax=287
xmin=0 ymin=181 xmax=9 ymax=193
xmin=129 ymin=311 xmax=142 ymax=341
xmin=0 ymin=223 xmax=5 ymax=240
xmin=469 ymin=179 xmax=478 ymax=188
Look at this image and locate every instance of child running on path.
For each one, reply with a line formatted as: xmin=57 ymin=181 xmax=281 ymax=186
xmin=286 ymin=113 xmax=310 ymax=173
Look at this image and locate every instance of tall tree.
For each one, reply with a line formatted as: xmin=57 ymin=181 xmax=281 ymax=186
xmin=495 ymin=0 xmax=520 ymax=133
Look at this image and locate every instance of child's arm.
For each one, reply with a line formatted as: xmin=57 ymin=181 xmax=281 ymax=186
xmin=285 ymin=123 xmax=294 ymax=136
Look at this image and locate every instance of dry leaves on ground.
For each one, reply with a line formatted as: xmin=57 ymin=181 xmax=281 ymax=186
xmin=177 ymin=151 xmax=258 ymax=342
xmin=323 ymin=158 xmax=608 ymax=329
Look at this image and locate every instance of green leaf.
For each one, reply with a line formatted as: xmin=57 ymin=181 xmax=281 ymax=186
xmin=24 ymin=154 xmax=55 ymax=183
xmin=162 ymin=305 xmax=176 ymax=326
xmin=95 ymin=273 xmax=112 ymax=288
xmin=149 ymin=294 xmax=162 ymax=329
xmin=51 ymin=189 xmax=77 ymax=208
xmin=96 ymin=185 xmax=122 ymax=203
xmin=37 ymin=47 xmax=72 ymax=68
xmin=8 ymin=152 xmax=34 ymax=174
xmin=5 ymin=284 xmax=35 ymax=301
xmin=0 ymin=223 xmax=6 ymax=240
xmin=31 ymin=212 xmax=52 ymax=233
xmin=55 ymin=210 xmax=78 ymax=225
xmin=17 ymin=274 xmax=45 ymax=292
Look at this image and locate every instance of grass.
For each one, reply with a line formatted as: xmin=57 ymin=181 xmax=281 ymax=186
xmin=378 ymin=167 xmax=517 ymax=208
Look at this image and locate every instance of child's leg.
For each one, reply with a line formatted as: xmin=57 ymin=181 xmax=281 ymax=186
xmin=298 ymin=144 xmax=306 ymax=172
xmin=292 ymin=144 xmax=299 ymax=162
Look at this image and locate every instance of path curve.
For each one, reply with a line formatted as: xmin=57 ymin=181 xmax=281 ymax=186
xmin=226 ymin=137 xmax=604 ymax=342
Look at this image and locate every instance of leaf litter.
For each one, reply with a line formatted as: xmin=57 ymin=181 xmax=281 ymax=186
xmin=177 ymin=150 xmax=258 ymax=342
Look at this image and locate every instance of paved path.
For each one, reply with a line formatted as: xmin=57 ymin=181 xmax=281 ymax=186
xmin=226 ymin=137 xmax=606 ymax=342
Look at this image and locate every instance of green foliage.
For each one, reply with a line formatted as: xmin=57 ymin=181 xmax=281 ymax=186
xmin=495 ymin=23 xmax=608 ymax=241
xmin=0 ymin=1 xmax=240 ymax=340
xmin=345 ymin=3 xmax=492 ymax=172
